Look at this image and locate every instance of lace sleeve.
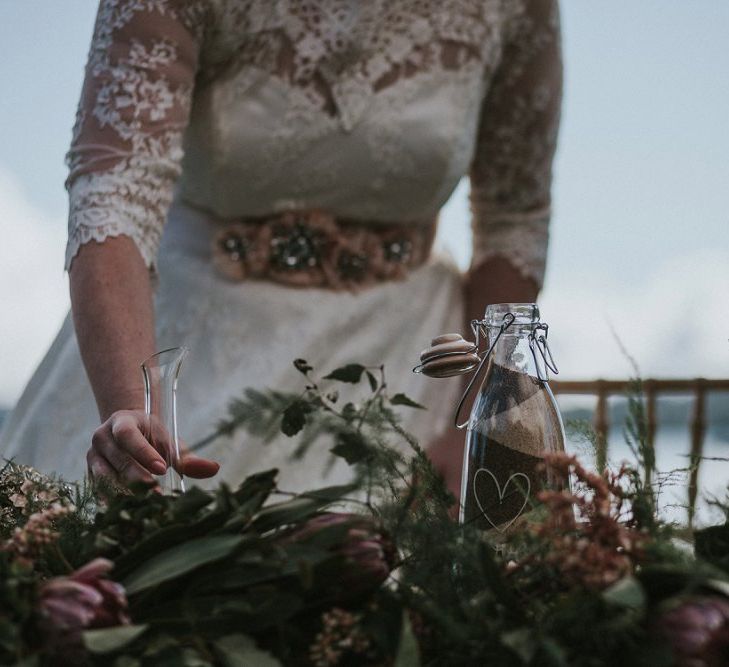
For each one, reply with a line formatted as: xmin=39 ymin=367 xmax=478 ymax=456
xmin=469 ymin=0 xmax=563 ymax=288
xmin=64 ymin=0 xmax=208 ymax=272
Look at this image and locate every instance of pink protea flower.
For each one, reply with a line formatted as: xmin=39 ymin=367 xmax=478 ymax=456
xmin=37 ymin=558 xmax=130 ymax=653
xmin=283 ymin=512 xmax=396 ymax=599
xmin=657 ymin=596 xmax=729 ymax=667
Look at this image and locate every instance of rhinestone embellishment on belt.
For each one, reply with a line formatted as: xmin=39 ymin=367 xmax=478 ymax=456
xmin=270 ymin=221 xmax=325 ymax=271
xmin=220 ymin=234 xmax=249 ymax=262
xmin=383 ymin=238 xmax=413 ymax=264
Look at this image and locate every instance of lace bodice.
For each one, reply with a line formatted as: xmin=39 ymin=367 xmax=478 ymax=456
xmin=66 ymin=0 xmax=562 ymax=286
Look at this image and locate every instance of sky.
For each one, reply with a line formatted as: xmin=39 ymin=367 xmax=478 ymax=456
xmin=0 ymin=1 xmax=728 ymax=408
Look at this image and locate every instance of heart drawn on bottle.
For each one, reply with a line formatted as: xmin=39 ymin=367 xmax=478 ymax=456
xmin=473 ymin=468 xmax=531 ymax=533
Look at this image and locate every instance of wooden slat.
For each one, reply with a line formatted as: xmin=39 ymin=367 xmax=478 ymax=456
xmin=594 ymin=382 xmax=609 ymax=473
xmin=552 ymin=378 xmax=729 ymax=394
xmin=688 ymin=380 xmax=707 ymax=529
xmin=644 ymin=381 xmax=657 ymax=488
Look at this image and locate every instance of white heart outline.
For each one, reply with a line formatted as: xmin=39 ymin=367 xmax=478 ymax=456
xmin=472 ymin=468 xmax=531 ymax=533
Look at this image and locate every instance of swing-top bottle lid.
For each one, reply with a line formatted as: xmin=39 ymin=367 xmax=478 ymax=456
xmin=484 ymin=303 xmax=540 ymax=328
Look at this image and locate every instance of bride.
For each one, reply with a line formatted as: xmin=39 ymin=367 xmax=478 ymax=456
xmin=0 ymin=0 xmax=561 ymax=497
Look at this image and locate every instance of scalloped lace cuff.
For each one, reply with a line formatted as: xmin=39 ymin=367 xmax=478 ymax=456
xmin=65 ymin=217 xmax=158 ymax=272
xmin=470 ymin=214 xmax=549 ymax=288
xmin=65 ymin=169 xmax=169 ymax=272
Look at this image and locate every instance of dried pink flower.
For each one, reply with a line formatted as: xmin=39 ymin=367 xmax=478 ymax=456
xmin=2 ymin=502 xmax=73 ymax=559
xmin=308 ymin=607 xmax=371 ymax=667
xmin=511 ymin=453 xmax=647 ymax=591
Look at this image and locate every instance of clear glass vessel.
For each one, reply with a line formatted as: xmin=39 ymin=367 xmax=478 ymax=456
xmin=141 ymin=347 xmax=188 ymax=494
xmin=460 ymin=304 xmax=565 ymax=532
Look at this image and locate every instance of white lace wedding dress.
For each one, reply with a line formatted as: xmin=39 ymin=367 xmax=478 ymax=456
xmin=0 ymin=0 xmax=561 ymax=493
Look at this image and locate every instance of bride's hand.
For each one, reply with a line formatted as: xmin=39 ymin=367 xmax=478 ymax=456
xmin=426 ymin=427 xmax=464 ymax=504
xmin=87 ymin=409 xmax=220 ymax=485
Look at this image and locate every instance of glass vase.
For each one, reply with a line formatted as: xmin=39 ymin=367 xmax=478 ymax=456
xmin=141 ymin=347 xmax=188 ymax=494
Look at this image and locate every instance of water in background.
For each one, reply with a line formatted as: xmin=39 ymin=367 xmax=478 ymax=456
xmin=559 ymin=394 xmax=729 ymax=528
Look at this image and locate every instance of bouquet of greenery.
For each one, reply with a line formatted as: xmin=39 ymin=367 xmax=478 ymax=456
xmin=2 ymin=360 xmax=729 ymax=666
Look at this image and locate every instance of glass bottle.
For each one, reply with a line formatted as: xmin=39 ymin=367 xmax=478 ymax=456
xmin=459 ymin=304 xmax=565 ymax=532
xmin=141 ymin=347 xmax=188 ymax=494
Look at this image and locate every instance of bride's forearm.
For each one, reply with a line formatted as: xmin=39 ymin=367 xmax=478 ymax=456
xmin=69 ymin=236 xmax=156 ymax=422
xmin=463 ymin=256 xmax=539 ymax=326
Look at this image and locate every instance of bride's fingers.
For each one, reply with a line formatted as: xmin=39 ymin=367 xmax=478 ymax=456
xmin=145 ymin=414 xmax=176 ymax=460
xmin=87 ymin=449 xmax=163 ymax=495
xmin=111 ymin=413 xmax=168 ymax=474
xmin=92 ymin=426 xmax=158 ymax=485
xmin=87 ymin=449 xmax=116 ymax=480
xmin=171 ymin=437 xmax=220 ymax=478
xmin=101 ymin=444 xmax=156 ymax=485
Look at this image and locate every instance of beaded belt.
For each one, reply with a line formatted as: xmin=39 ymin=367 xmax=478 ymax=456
xmin=211 ymin=210 xmax=436 ymax=291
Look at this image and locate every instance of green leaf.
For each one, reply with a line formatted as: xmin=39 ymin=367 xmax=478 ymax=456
xmin=233 ymin=469 xmax=278 ymax=505
xmin=695 ymin=524 xmax=729 ymax=574
xmin=214 ymin=634 xmax=282 ymax=667
xmin=366 ymin=370 xmax=378 ymax=392
xmin=602 ymin=576 xmax=646 ymax=610
xmin=83 ymin=624 xmax=148 ymax=654
xmin=11 ymin=658 xmax=40 ymax=667
xmin=196 ymin=567 xmax=278 ymax=593
xmin=341 ymin=402 xmax=358 ymax=421
xmin=637 ymin=564 xmax=697 ymax=599
xmin=180 ymin=650 xmax=214 ymax=667
xmin=477 ymin=541 xmax=522 ymax=617
xmin=293 ymin=359 xmax=313 ymax=375
xmin=296 ymin=483 xmax=359 ymax=503
xmin=331 ymin=432 xmax=372 ymax=464
xmin=281 ymin=399 xmax=314 ymax=436
xmin=501 ymin=628 xmax=538 ymax=663
xmin=124 ymin=535 xmax=243 ymax=595
xmin=394 ymin=613 xmax=421 ymax=667
xmin=253 ymin=496 xmax=327 ymax=532
xmin=536 ymin=638 xmax=569 ymax=667
xmin=113 ymin=502 xmax=235 ymax=579
xmin=705 ymin=578 xmax=729 ymax=597
xmin=390 ymin=393 xmax=426 ymax=410
xmin=323 ymin=364 xmax=366 ymax=383
xmin=170 ymin=486 xmax=215 ymax=519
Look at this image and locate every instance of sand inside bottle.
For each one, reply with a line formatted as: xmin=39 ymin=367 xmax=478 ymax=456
xmin=461 ymin=362 xmax=564 ymax=532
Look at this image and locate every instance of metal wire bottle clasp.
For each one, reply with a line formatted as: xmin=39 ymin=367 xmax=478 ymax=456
xmin=413 ymin=312 xmax=559 ymax=428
